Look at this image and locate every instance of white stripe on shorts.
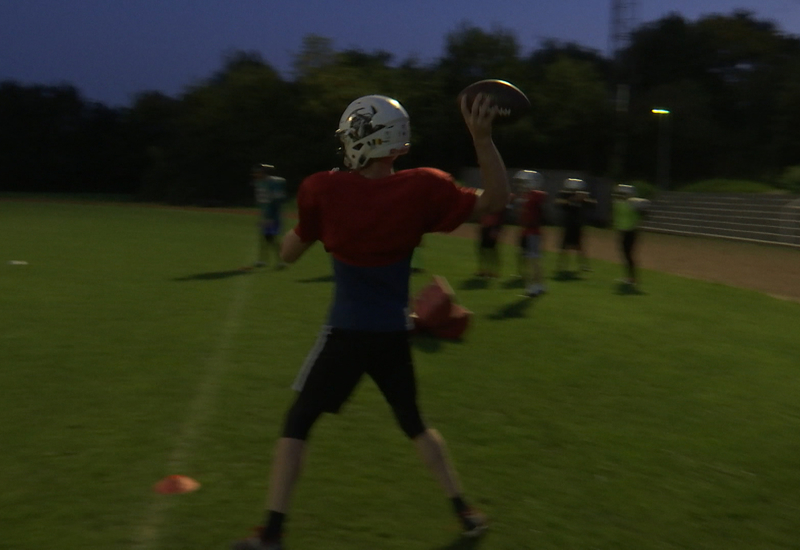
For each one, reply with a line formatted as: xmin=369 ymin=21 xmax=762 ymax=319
xmin=292 ymin=325 xmax=332 ymax=392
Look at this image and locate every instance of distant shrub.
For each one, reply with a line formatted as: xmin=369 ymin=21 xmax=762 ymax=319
xmin=777 ymin=166 xmax=800 ymax=194
xmin=678 ymin=179 xmax=784 ymax=193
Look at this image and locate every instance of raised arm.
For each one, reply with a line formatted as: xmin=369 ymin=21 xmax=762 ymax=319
xmin=461 ymin=93 xmax=510 ymax=219
xmin=280 ymin=228 xmax=315 ymax=264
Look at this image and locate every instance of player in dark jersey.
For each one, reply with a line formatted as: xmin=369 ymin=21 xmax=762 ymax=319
xmin=232 ymin=93 xmax=509 ymax=550
xmin=555 ymin=178 xmax=595 ymax=275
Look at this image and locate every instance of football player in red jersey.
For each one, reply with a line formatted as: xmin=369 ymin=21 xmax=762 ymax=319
xmin=513 ymin=170 xmax=548 ymax=296
xmin=232 ymin=93 xmax=509 ymax=550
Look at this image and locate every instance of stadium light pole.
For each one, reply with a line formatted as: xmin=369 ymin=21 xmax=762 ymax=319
xmin=652 ymin=108 xmax=671 ymax=190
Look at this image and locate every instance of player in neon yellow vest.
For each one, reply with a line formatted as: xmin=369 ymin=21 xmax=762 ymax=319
xmin=612 ymin=184 xmax=650 ymax=286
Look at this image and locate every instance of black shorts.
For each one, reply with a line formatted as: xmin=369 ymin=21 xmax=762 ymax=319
xmin=479 ymin=226 xmax=499 ymax=249
xmin=292 ymin=328 xmax=417 ymax=414
xmin=561 ymin=224 xmax=583 ymax=249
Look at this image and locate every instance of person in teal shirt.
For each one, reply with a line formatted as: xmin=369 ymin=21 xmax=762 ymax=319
xmin=612 ymin=184 xmax=650 ymax=286
xmin=252 ymin=164 xmax=287 ymax=268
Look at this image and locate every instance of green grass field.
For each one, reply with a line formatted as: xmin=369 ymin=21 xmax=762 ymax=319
xmin=2 ymin=200 xmax=800 ymax=550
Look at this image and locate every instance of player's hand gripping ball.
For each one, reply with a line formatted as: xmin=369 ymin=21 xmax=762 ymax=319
xmin=457 ymin=79 xmax=530 ymax=125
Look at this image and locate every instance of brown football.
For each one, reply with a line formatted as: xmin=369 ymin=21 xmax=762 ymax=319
xmin=457 ymin=79 xmax=530 ymax=125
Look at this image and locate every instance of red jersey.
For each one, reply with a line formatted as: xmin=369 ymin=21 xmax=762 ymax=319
xmin=293 ymin=167 xmax=477 ymax=331
xmin=519 ymin=189 xmax=547 ymax=236
xmin=294 ymin=167 xmax=476 ymax=266
xmin=480 ymin=210 xmax=504 ymax=228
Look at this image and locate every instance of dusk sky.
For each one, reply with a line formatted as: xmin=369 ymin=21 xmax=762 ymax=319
xmin=2 ymin=0 xmax=800 ymax=107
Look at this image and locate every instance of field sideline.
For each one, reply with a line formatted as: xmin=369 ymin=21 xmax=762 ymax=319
xmin=2 ymin=200 xmax=800 ymax=550
xmin=6 ymin=194 xmax=797 ymax=301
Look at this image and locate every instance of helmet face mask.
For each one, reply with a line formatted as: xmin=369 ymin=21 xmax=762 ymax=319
xmin=337 ymin=95 xmax=411 ymax=169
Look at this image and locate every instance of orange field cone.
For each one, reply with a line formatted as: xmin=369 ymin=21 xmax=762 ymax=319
xmin=153 ymin=474 xmax=201 ymax=494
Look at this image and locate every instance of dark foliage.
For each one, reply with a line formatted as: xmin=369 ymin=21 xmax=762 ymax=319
xmin=2 ymin=13 xmax=800 ymax=203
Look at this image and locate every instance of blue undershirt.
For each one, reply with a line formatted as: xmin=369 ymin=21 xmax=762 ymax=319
xmin=327 ymin=256 xmax=412 ymax=331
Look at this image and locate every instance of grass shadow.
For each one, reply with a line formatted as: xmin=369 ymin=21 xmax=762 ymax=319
xmin=459 ymin=277 xmax=490 ymax=290
xmin=615 ymin=282 xmax=647 ymax=296
xmin=412 ymin=333 xmax=466 ymax=353
xmin=501 ymin=277 xmax=525 ymax=289
xmin=295 ymin=274 xmax=335 ymax=283
xmin=431 ymin=535 xmax=486 ymax=550
xmin=412 ymin=334 xmax=444 ymax=353
xmin=172 ymin=268 xmax=253 ymax=281
xmin=552 ymin=270 xmax=584 ymax=282
xmin=486 ymin=296 xmax=535 ymax=320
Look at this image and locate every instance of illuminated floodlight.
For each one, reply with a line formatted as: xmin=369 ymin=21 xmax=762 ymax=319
xmin=651 ymin=109 xmax=671 ymax=189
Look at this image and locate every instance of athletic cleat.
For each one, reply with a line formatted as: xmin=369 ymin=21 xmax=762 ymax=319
xmin=459 ymin=509 xmax=488 ymax=538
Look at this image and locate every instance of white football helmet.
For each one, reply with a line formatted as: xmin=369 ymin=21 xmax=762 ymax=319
xmin=336 ymin=95 xmax=411 ymax=169
xmin=563 ymin=178 xmax=586 ymax=191
xmin=512 ymin=170 xmax=543 ymax=191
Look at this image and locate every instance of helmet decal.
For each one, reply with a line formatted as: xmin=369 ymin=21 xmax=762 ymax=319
xmin=347 ymin=105 xmax=384 ymax=141
xmin=337 ymin=95 xmax=411 ymax=169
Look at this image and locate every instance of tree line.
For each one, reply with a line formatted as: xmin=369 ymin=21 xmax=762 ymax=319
xmin=2 ymin=11 xmax=799 ymax=205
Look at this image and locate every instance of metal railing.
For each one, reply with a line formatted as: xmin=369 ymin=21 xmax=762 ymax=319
xmin=641 ymin=193 xmax=800 ymax=248
xmin=779 ymin=198 xmax=800 ymax=246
